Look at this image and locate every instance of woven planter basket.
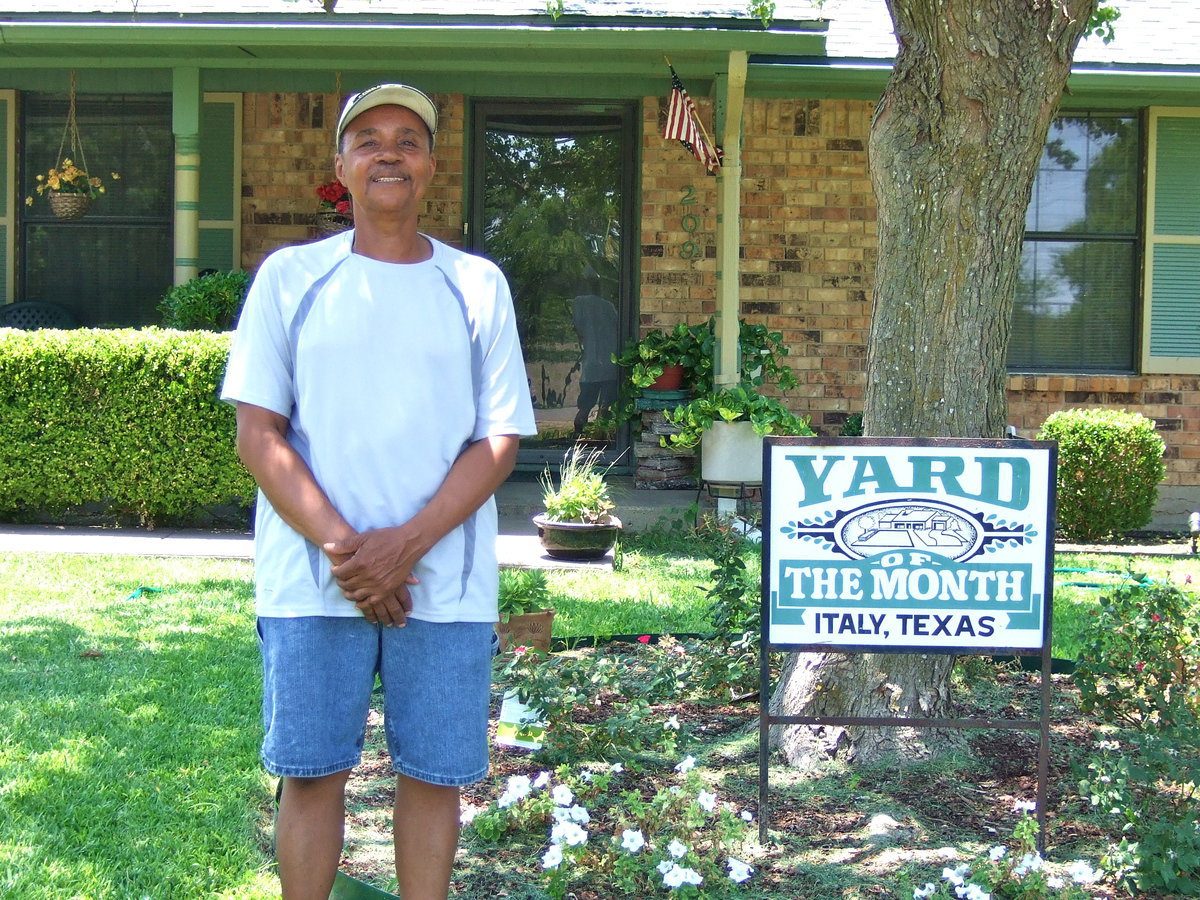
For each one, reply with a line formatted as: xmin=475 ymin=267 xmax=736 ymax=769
xmin=313 ymin=209 xmax=353 ymax=237
xmin=48 ymin=191 xmax=91 ymax=221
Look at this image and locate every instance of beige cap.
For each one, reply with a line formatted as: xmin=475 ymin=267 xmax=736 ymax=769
xmin=335 ymin=83 xmax=438 ymax=148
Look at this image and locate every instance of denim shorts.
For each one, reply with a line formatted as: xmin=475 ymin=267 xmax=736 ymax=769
xmin=257 ymin=616 xmax=495 ymax=786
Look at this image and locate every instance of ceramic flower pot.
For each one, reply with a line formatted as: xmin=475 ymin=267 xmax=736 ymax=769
xmin=533 ymin=514 xmax=622 ymax=561
xmin=701 ymin=420 xmax=763 ymax=485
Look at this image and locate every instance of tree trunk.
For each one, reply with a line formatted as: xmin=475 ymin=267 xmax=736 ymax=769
xmin=771 ymin=0 xmax=1096 ymax=768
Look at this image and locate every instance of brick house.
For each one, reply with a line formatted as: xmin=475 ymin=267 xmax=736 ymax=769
xmin=1 ymin=1 xmax=1199 ymax=525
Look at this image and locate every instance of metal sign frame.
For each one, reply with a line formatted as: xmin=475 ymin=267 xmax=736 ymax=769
xmin=758 ymin=437 xmax=1057 ymax=846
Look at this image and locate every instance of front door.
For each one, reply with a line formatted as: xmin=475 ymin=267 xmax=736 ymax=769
xmin=470 ymin=101 xmax=636 ymax=468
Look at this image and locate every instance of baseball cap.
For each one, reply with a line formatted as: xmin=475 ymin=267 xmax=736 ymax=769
xmin=335 ymin=83 xmax=438 ymax=149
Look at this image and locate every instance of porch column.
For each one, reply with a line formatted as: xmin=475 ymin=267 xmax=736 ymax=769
xmin=172 ymin=67 xmax=201 ymax=286
xmin=714 ymin=51 xmax=748 ymax=386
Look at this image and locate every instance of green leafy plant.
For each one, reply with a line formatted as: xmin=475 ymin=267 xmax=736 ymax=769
xmin=662 ymin=384 xmax=813 ymax=450
xmin=1072 ymin=579 xmax=1200 ymax=894
xmin=494 ymin=647 xmax=685 ymax=764
xmin=839 ymin=411 xmax=864 ymax=437
xmin=1072 ymin=581 xmax=1199 ymax=730
xmin=611 ymin=322 xmax=713 ymax=392
xmin=1079 ymin=730 xmax=1200 ymax=895
xmin=0 ymin=328 xmax=253 ymax=526
xmin=158 ymin=270 xmax=251 ymax=332
xmin=467 ymin=761 xmax=756 ymax=899
xmin=1037 ymin=408 xmax=1165 ymax=541
xmin=540 ymin=445 xmax=616 ymax=524
xmin=498 ymin=568 xmax=553 ymax=619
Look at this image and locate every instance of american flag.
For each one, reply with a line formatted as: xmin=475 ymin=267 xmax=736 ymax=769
xmin=663 ymin=66 xmax=722 ymax=175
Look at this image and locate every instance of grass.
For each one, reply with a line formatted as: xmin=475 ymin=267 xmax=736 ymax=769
xmin=1 ymin=541 xmax=1197 ymax=896
xmin=0 ymin=554 xmax=276 ymax=899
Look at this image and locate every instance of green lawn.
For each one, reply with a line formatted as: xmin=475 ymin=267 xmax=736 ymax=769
xmin=1 ymin=544 xmax=1197 ymax=897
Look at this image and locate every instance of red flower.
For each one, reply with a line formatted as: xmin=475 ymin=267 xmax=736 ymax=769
xmin=315 ymin=179 xmax=350 ymax=210
xmin=1151 ymin=613 xmax=1162 ymax=622
xmin=638 ymin=635 xmax=651 ymax=644
xmin=1135 ymin=661 xmax=1146 ymax=673
xmin=334 ymin=199 xmax=352 ymax=215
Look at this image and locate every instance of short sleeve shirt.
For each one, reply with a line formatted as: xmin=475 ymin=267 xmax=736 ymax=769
xmin=221 ymin=232 xmax=537 ymax=622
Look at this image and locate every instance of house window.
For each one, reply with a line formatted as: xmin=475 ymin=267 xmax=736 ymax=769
xmin=20 ymin=94 xmax=173 ymax=326
xmin=1008 ymin=114 xmax=1141 ymax=373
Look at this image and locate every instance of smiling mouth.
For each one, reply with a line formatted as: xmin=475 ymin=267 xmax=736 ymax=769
xmin=372 ymin=175 xmax=409 ymax=183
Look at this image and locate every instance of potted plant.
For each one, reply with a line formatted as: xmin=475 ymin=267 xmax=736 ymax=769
xmin=611 ymin=321 xmax=712 ymax=393
xmin=313 ymin=179 xmax=353 ymax=236
xmin=495 ymin=568 xmax=555 ymax=653
xmin=533 ymin=445 xmax=622 ymax=560
xmin=662 ymin=387 xmax=813 ymax=485
xmin=26 ymin=158 xmax=119 ymax=221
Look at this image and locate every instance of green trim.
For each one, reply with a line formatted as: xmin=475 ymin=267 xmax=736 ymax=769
xmin=174 ymin=257 xmax=200 ymax=266
xmin=172 ymin=67 xmax=201 ymax=135
xmin=175 ymin=200 xmax=199 ymax=211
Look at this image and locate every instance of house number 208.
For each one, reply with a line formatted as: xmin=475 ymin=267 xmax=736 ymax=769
xmin=679 ymin=184 xmax=702 ymax=259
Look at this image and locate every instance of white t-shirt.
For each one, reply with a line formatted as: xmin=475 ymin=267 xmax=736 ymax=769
xmin=221 ymin=231 xmax=537 ymax=622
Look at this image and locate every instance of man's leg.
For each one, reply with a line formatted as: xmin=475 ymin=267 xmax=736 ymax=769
xmin=393 ymin=774 xmax=460 ymax=900
xmin=275 ymin=770 xmax=352 ymax=900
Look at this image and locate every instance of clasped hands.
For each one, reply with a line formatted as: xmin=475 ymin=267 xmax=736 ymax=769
xmin=324 ymin=526 xmax=422 ymax=627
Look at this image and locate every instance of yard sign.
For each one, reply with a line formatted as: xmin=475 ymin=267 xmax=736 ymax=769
xmin=758 ymin=437 xmax=1058 ymax=846
xmin=764 ymin=437 xmax=1056 ymax=653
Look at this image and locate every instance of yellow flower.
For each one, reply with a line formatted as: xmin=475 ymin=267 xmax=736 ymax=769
xmin=62 ymin=158 xmax=72 ymax=167
xmin=111 ymin=172 xmax=121 ymax=180
xmin=98 ymin=186 xmax=105 ymax=194
xmin=35 ymin=174 xmax=44 ymax=182
xmin=24 ymin=196 xmax=32 ymax=206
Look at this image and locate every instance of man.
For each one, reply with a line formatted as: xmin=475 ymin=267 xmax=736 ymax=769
xmin=221 ymin=83 xmax=536 ymax=900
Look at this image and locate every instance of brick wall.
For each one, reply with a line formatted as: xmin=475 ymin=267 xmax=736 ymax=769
xmin=239 ymin=91 xmax=464 ymax=271
xmin=638 ymin=95 xmax=875 ymax=435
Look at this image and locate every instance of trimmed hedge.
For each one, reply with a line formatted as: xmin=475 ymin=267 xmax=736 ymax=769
xmin=1038 ymin=408 xmax=1166 ymax=541
xmin=0 ymin=328 xmax=253 ymax=526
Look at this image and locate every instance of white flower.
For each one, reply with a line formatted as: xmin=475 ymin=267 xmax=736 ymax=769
xmin=1012 ymin=852 xmax=1044 ymax=877
xmin=668 ymin=838 xmax=689 ymax=859
xmin=620 ymin=828 xmax=645 ymax=854
xmin=1046 ymin=875 xmax=1065 ymax=889
xmin=665 ymin=715 xmax=681 ymax=731
xmin=1067 ymin=860 xmax=1100 ymax=884
xmin=942 ymin=865 xmax=969 ymax=886
xmin=675 ymin=755 xmax=696 ymax=774
xmin=1013 ymin=799 xmax=1037 ymax=814
xmin=541 ymin=844 xmax=563 ymax=869
xmin=697 ymin=790 xmax=717 ymax=813
xmin=551 ymin=784 xmax=575 ymax=806
xmin=567 ymin=805 xmax=590 ymax=825
xmin=550 ymin=821 xmax=588 ymax=847
xmin=988 ymin=845 xmax=1007 ymax=861
xmin=497 ymin=791 xmax=518 ymax=809
xmin=657 ymin=859 xmax=676 ymax=875
xmin=663 ymin=864 xmax=703 ymax=889
xmin=913 ymin=884 xmax=937 ymax=899
xmin=959 ymin=885 xmax=990 ymax=900
xmin=532 ymin=771 xmax=551 ymax=789
xmin=1095 ymin=739 xmax=1120 ymax=751
xmin=610 ymin=763 xmax=625 ymax=774
xmin=727 ymin=857 xmax=753 ymax=884
xmin=740 ymin=810 xmax=754 ymax=822
xmin=459 ymin=806 xmax=480 ymax=825
xmin=508 ymin=775 xmax=532 ymax=799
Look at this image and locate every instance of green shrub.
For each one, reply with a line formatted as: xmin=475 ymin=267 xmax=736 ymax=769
xmin=0 ymin=328 xmax=253 ymax=526
xmin=1037 ymin=408 xmax=1165 ymax=541
xmin=158 ymin=270 xmax=251 ymax=331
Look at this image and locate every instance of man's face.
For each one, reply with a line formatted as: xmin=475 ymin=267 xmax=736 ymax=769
xmin=334 ymin=104 xmax=436 ymax=216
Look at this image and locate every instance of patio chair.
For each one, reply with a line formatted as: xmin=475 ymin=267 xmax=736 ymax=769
xmin=0 ymin=301 xmax=78 ymax=330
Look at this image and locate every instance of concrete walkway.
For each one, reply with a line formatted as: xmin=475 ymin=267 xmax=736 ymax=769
xmin=0 ymin=478 xmax=702 ymax=569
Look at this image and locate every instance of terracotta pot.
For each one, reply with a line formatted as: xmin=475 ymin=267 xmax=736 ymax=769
xmin=495 ymin=608 xmax=556 ymax=654
xmin=648 ymin=364 xmax=685 ymax=391
xmin=533 ymin=514 xmax=622 ymax=561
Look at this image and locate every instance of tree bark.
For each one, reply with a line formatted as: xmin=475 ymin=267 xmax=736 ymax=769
xmin=771 ymin=0 xmax=1096 ymax=768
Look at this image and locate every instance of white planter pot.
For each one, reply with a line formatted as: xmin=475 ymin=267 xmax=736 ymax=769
xmin=701 ymin=420 xmax=764 ymax=485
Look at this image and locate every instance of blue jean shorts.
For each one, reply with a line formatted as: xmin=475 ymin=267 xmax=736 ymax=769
xmin=257 ymin=616 xmax=495 ymax=786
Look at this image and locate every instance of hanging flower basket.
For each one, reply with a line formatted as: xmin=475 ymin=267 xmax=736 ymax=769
xmin=313 ymin=209 xmax=353 ymax=236
xmin=48 ymin=190 xmax=92 ymax=221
